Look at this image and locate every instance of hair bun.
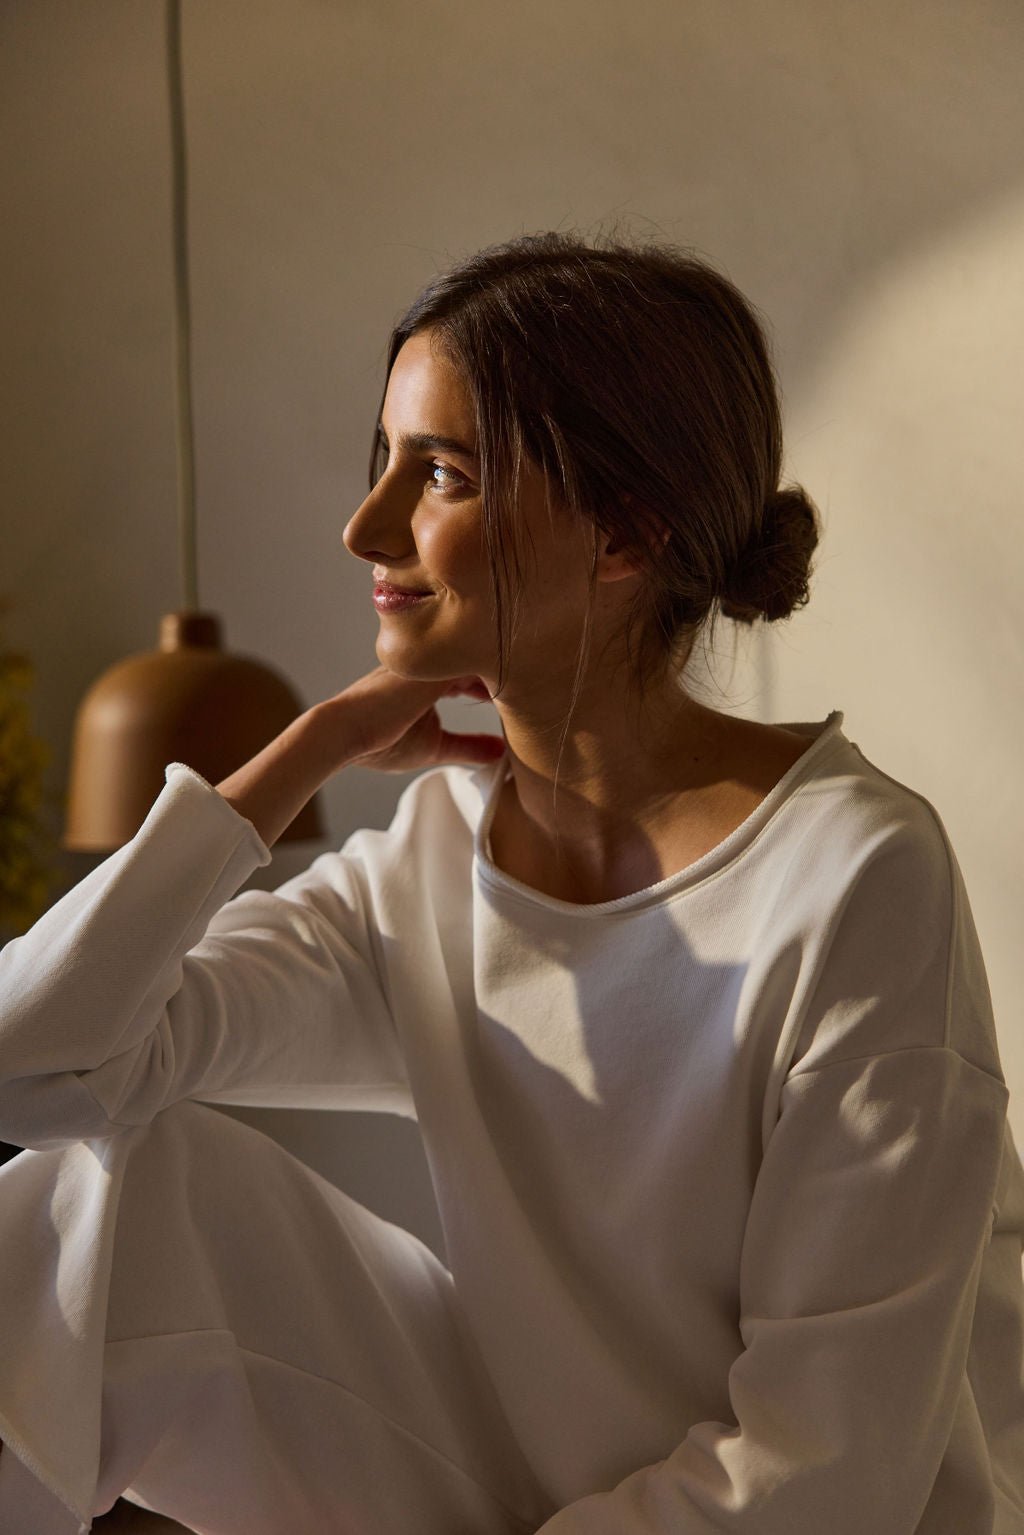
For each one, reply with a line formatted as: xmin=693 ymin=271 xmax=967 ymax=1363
xmin=720 ymin=485 xmax=821 ymax=625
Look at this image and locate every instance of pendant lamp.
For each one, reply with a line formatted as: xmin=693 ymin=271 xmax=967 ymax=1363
xmin=62 ymin=0 xmax=323 ymax=852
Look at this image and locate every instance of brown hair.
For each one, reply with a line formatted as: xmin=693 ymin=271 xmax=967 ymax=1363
xmin=369 ymin=228 xmax=820 ymax=745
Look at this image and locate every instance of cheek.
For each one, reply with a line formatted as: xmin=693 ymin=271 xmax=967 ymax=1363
xmin=418 ymin=507 xmax=487 ymax=586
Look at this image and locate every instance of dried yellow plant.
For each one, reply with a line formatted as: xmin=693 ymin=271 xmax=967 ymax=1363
xmin=0 ymin=598 xmax=71 ymax=941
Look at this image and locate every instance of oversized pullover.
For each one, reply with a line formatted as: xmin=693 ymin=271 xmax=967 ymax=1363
xmin=1 ymin=708 xmax=1023 ymax=1533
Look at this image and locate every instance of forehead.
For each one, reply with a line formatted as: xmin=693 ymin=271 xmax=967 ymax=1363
xmin=383 ymin=330 xmax=475 ymax=434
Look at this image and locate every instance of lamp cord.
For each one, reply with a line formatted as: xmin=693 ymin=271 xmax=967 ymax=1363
xmin=166 ymin=0 xmax=198 ymax=613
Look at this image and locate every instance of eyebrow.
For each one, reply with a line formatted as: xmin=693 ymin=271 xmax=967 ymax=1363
xmin=377 ymin=424 xmax=479 ymax=462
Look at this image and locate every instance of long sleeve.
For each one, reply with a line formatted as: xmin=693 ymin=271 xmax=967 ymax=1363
xmin=534 ymin=814 xmax=1013 ymax=1535
xmin=0 ymin=762 xmax=414 ymax=1151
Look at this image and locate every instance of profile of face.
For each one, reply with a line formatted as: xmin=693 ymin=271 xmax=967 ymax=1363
xmin=342 ymin=328 xmax=645 ymax=703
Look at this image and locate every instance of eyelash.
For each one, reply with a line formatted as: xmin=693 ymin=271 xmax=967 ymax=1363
xmin=429 ymin=462 xmax=464 ymax=491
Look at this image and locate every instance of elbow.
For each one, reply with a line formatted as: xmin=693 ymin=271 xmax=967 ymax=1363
xmin=0 ymin=1072 xmax=127 ymax=1152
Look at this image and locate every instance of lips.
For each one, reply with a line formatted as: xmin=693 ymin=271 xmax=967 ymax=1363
xmin=373 ymin=581 xmax=432 ymax=596
xmin=372 ymin=583 xmax=435 ymax=613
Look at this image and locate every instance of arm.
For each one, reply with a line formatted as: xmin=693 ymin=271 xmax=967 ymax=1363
xmin=535 ymin=817 xmax=1014 ymax=1534
xmin=213 ymin=696 xmax=346 ymax=851
xmin=0 ymin=701 xmax=414 ymax=1150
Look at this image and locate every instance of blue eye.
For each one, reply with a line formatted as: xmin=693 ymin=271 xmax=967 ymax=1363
xmin=430 ymin=463 xmax=463 ymax=490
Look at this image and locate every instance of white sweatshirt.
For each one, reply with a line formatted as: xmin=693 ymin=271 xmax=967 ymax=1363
xmin=1 ymin=708 xmax=1023 ymax=1533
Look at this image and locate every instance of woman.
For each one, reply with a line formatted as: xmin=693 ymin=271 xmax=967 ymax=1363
xmin=1 ymin=230 xmax=1022 ymax=1534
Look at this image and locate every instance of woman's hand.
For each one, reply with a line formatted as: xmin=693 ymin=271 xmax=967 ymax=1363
xmin=329 ymin=665 xmax=506 ymax=775
xmin=214 ymin=666 xmax=504 ymax=849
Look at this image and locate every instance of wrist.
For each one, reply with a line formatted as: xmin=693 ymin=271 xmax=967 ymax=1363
xmin=306 ymin=694 xmax=364 ymax=774
xmin=214 ymin=704 xmax=343 ymax=850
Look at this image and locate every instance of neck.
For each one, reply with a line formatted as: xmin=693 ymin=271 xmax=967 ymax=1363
xmin=491 ymin=675 xmax=727 ymax=869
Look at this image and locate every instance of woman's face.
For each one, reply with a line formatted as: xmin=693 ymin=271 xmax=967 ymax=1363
xmin=343 ymin=327 xmax=613 ymax=695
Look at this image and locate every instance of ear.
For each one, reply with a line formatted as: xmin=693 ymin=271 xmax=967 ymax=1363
xmin=600 ymin=504 xmax=672 ymax=579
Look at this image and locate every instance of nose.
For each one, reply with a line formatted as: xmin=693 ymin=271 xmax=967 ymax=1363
xmin=342 ymin=477 xmax=412 ymax=566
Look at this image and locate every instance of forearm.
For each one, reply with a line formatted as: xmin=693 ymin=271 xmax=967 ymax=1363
xmin=0 ymin=762 xmax=274 ymax=1147
xmin=215 ymin=698 xmax=355 ymax=850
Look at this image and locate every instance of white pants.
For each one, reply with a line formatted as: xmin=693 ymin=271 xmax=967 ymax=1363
xmin=0 ymin=1101 xmax=556 ymax=1534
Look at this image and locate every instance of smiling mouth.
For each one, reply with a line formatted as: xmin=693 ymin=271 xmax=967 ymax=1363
xmin=372 ymin=586 xmax=435 ymax=611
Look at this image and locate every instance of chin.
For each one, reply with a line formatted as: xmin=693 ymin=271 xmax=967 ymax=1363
xmin=374 ymin=644 xmax=444 ymax=683
xmin=374 ymin=629 xmax=489 ymax=689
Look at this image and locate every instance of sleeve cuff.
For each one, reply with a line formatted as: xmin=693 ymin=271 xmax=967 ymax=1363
xmin=163 ymin=761 xmax=274 ymax=869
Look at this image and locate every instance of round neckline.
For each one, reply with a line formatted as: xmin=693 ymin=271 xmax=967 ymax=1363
xmin=473 ymin=710 xmax=847 ymax=917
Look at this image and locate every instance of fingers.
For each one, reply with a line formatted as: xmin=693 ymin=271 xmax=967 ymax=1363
xmin=442 ymin=677 xmax=493 ymax=700
xmin=437 ymin=731 xmax=506 ymax=765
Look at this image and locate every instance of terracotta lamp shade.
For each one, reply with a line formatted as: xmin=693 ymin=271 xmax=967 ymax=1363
xmin=62 ymin=611 xmax=325 ymax=852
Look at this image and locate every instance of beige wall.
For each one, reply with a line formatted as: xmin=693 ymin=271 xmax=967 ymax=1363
xmin=2 ymin=0 xmax=1021 ymax=1259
